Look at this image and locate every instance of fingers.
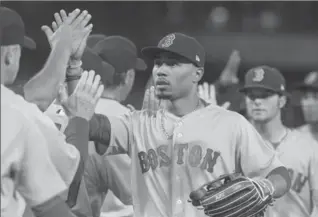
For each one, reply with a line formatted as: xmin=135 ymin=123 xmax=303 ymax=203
xmin=79 ymin=12 xmax=92 ymax=29
xmin=74 ymin=70 xmax=88 ymax=93
xmin=142 ymin=89 xmax=150 ymax=110
xmin=229 ymin=50 xmax=241 ymax=64
xmin=60 ymin=9 xmax=68 ymax=22
xmin=65 ymin=8 xmax=81 ymax=25
xmin=72 ymin=10 xmax=89 ymax=28
xmin=221 ymin=101 xmax=231 ymax=110
xmin=198 ymin=84 xmax=204 ymax=99
xmin=54 ymin=12 xmax=63 ymax=28
xmin=52 ymin=21 xmax=58 ymax=32
xmin=94 ymin=84 xmax=104 ymax=103
xmin=41 ymin=25 xmax=53 ymax=39
xmin=209 ymin=84 xmax=216 ymax=102
xmin=203 ymin=82 xmax=209 ymax=101
xmin=84 ymin=70 xmax=95 ymax=93
xmin=90 ymin=72 xmax=101 ymax=96
xmin=149 ymin=86 xmax=157 ymax=112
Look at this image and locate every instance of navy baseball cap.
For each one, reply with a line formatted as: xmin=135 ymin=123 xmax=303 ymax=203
xmin=82 ymin=35 xmax=147 ymax=85
xmin=239 ymin=65 xmax=287 ymax=94
xmin=87 ymin=34 xmax=107 ymax=49
xmin=83 ymin=35 xmax=147 ymax=73
xmin=294 ymin=71 xmax=318 ymax=92
xmin=141 ymin=33 xmax=205 ymax=67
xmin=0 ymin=7 xmax=36 ymax=49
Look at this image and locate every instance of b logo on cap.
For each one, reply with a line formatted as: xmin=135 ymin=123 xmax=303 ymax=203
xmin=252 ymin=68 xmax=265 ymax=82
xmin=161 ymin=34 xmax=176 ymax=48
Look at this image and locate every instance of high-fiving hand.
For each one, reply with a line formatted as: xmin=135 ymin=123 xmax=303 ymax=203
xmin=198 ymin=82 xmax=231 ymax=109
xmin=127 ymin=86 xmax=164 ymax=115
xmin=41 ymin=9 xmax=93 ymax=62
xmin=59 ymin=70 xmax=104 ymax=121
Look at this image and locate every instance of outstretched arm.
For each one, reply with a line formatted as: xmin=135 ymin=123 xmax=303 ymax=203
xmin=24 ymin=29 xmax=72 ymax=111
xmin=24 ymin=9 xmax=92 ymax=112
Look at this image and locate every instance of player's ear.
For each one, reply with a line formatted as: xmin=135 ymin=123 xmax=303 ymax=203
xmin=1 ymin=46 xmax=12 ymax=65
xmin=278 ymin=95 xmax=287 ymax=108
xmin=2 ymin=45 xmax=20 ymax=66
xmin=193 ymin=67 xmax=204 ymax=83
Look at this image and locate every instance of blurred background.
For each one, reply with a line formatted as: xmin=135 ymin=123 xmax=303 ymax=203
xmin=2 ymin=1 xmax=318 ymax=115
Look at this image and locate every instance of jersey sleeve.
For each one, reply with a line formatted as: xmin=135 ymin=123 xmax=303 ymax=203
xmin=309 ymin=144 xmax=318 ymax=191
xmin=81 ymin=154 xmax=108 ymax=217
xmin=17 ymin=116 xmax=68 ymax=207
xmin=235 ymin=115 xmax=284 ymax=178
xmin=103 ymin=155 xmax=133 ymax=205
xmin=35 ymin=111 xmax=80 ymax=188
xmin=106 ymin=113 xmax=134 ymax=156
xmin=89 ymin=113 xmax=133 ymax=156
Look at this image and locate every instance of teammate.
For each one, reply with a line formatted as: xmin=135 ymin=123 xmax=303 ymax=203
xmin=83 ymin=33 xmax=291 ymax=217
xmin=296 ymin=71 xmax=318 ymax=142
xmin=1 ymin=7 xmax=78 ymax=217
xmin=1 ymin=7 xmax=104 ymax=217
xmin=240 ymin=66 xmax=318 ymax=217
xmin=76 ymin=35 xmax=147 ymax=217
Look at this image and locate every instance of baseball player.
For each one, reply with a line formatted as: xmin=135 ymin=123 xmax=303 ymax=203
xmin=296 ymin=71 xmax=318 ymax=142
xmin=74 ymin=35 xmax=147 ymax=217
xmin=84 ymin=33 xmax=291 ymax=217
xmin=240 ymin=66 xmax=318 ymax=217
xmin=1 ymin=7 xmax=81 ymax=217
xmin=1 ymin=7 xmax=105 ymax=217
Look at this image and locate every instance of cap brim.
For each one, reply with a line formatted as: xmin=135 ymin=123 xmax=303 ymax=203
xmin=135 ymin=58 xmax=147 ymax=71
xmin=23 ymin=36 xmax=36 ymax=50
xmin=239 ymin=84 xmax=291 ymax=97
xmin=82 ymin=47 xmax=115 ymax=79
xmin=141 ymin=46 xmax=185 ymax=60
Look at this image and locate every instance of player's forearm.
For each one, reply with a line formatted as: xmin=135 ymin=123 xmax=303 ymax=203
xmin=24 ymin=39 xmax=71 ymax=112
xmin=266 ymin=166 xmax=291 ymax=198
xmin=64 ymin=117 xmax=89 ymax=207
xmin=89 ymin=114 xmax=111 ymax=148
xmin=32 ymin=195 xmax=76 ymax=217
xmin=65 ymin=117 xmax=89 ymax=163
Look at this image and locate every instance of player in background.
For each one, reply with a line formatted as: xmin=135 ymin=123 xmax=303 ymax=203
xmin=240 ymin=66 xmax=318 ymax=217
xmin=295 ymin=71 xmax=318 ymax=142
xmin=74 ymin=35 xmax=147 ymax=217
xmin=74 ymin=33 xmax=291 ymax=217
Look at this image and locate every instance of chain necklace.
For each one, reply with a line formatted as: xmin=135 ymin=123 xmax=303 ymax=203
xmin=270 ymin=128 xmax=289 ymax=148
xmin=160 ymin=99 xmax=201 ymax=140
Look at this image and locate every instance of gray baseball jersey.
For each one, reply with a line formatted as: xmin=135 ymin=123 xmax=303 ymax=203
xmin=264 ymin=129 xmax=318 ymax=217
xmin=95 ymin=104 xmax=283 ymax=217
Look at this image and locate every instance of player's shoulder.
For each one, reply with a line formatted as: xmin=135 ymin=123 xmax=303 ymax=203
xmin=296 ymin=124 xmax=310 ymax=133
xmin=288 ymin=128 xmax=318 ymax=150
xmin=203 ymin=104 xmax=247 ymax=122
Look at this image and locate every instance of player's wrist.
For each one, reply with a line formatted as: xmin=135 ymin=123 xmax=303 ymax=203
xmin=66 ymin=67 xmax=83 ymax=78
xmin=254 ymin=178 xmax=275 ymax=197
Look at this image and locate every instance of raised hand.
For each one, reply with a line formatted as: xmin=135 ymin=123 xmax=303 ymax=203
xmin=60 ymin=70 xmax=104 ymax=121
xmin=143 ymin=86 xmax=162 ymax=115
xmin=219 ymin=50 xmax=241 ymax=86
xmin=198 ymin=82 xmax=231 ymax=109
xmin=41 ymin=9 xmax=93 ymax=62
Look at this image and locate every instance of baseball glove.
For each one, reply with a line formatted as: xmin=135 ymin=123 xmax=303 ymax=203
xmin=189 ymin=173 xmax=275 ymax=217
